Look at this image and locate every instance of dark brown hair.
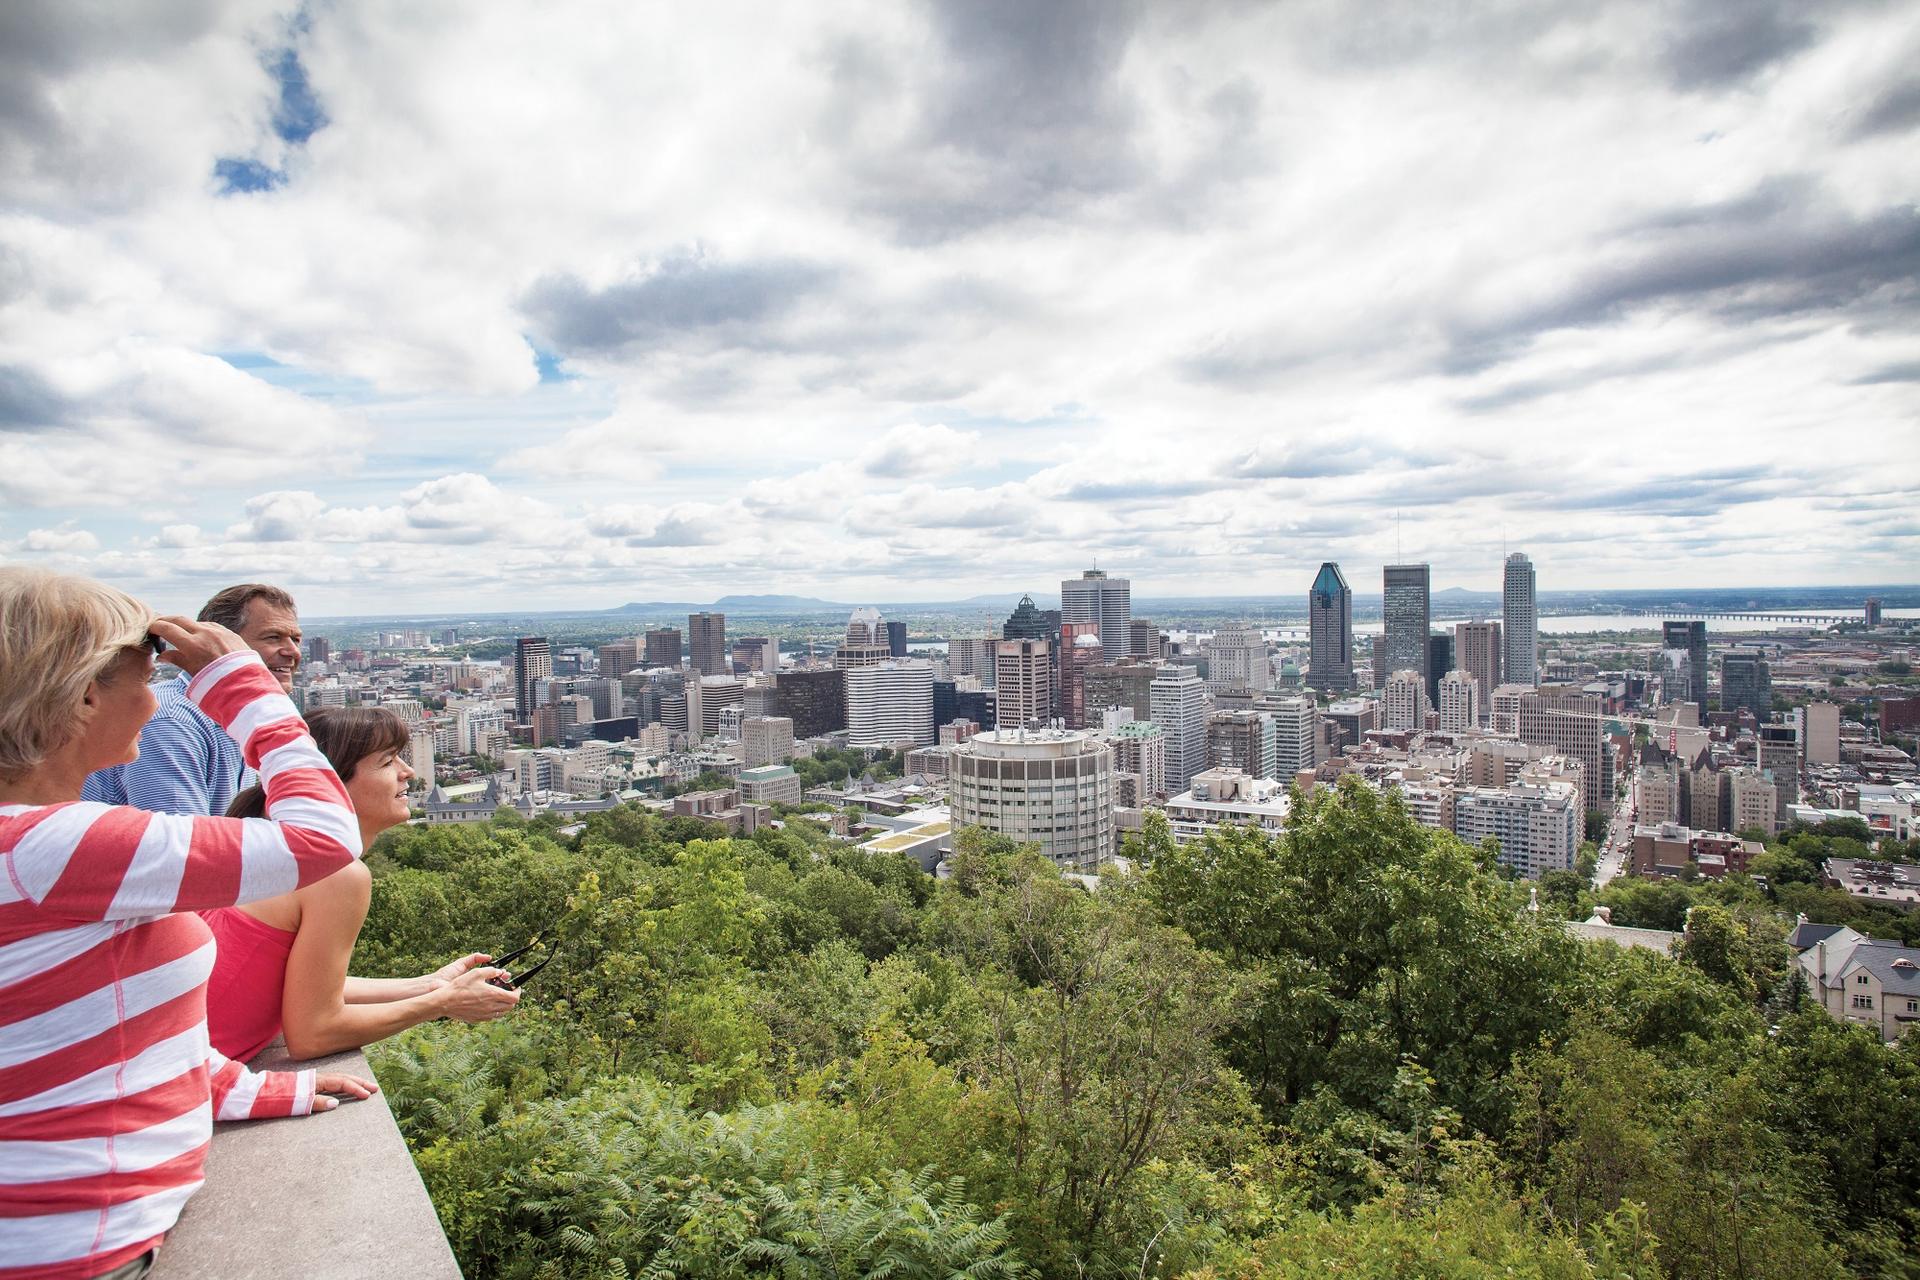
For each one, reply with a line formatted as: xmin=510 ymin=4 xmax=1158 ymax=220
xmin=199 ymin=583 xmax=298 ymax=632
xmin=226 ymin=706 xmax=413 ymax=819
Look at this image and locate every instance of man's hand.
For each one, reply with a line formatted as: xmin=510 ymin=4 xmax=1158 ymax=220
xmin=310 ymin=1073 xmax=380 ymax=1112
xmin=147 ymin=616 xmax=251 ymax=677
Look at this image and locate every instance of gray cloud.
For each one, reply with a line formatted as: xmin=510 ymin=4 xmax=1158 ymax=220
xmin=1660 ymin=0 xmax=1818 ymax=90
xmin=1447 ymin=183 xmax=1920 ymax=369
xmin=1849 ymin=78 xmax=1920 ymax=139
xmin=1228 ymin=441 xmax=1373 ymax=479
xmin=1848 ymin=361 xmax=1920 ymax=385
xmin=0 ymin=365 xmax=68 ymax=428
xmin=1513 ymin=466 xmax=1790 ymax=516
xmin=520 ymin=253 xmax=837 ymax=354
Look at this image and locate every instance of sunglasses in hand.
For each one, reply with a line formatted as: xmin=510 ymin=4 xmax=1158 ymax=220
xmin=488 ymin=935 xmax=561 ymax=990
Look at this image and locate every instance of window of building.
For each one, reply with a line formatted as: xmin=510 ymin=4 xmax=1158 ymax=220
xmin=1856 ymin=974 xmax=1870 ymax=985
xmin=1852 ymin=994 xmax=1874 ymax=1010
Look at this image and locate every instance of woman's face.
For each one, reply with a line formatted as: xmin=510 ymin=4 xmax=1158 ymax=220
xmin=87 ymin=647 xmax=158 ymax=770
xmin=345 ymin=744 xmax=414 ymax=837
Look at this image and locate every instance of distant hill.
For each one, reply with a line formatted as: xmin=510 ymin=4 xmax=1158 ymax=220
xmin=712 ymin=594 xmax=849 ymax=611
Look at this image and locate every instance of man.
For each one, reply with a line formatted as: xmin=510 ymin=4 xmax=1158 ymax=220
xmin=83 ymin=583 xmax=304 ymax=815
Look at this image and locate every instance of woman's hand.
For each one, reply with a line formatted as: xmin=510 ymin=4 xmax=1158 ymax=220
xmin=436 ymin=966 xmax=522 ymax=1023
xmin=146 ymin=616 xmax=250 ymax=677
xmin=311 ymin=1072 xmax=380 ymax=1112
xmin=426 ymin=952 xmax=491 ymax=987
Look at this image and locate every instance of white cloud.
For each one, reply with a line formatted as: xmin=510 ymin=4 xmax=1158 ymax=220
xmin=0 ymin=1 xmax=1915 ymax=609
xmin=20 ymin=525 xmax=100 ymax=553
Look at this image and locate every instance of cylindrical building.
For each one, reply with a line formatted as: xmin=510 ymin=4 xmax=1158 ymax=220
xmin=949 ymin=728 xmax=1115 ymax=873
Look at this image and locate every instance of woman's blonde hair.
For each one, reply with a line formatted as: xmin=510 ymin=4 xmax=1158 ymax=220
xmin=0 ymin=567 xmax=155 ymax=780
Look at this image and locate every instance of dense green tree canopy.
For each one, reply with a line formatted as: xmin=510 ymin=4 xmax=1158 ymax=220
xmin=356 ymin=782 xmax=1920 ymax=1279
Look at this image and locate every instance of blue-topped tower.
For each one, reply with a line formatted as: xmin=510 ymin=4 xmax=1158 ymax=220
xmin=1306 ymin=562 xmax=1354 ymax=693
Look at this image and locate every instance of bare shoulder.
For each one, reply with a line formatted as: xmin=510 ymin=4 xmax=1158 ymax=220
xmin=299 ymin=859 xmax=374 ymax=911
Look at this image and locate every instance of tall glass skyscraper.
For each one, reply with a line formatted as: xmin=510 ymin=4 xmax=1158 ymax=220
xmin=1381 ymin=563 xmax=1431 ymax=687
xmin=1306 ymin=562 xmax=1353 ymax=692
xmin=1502 ymin=552 xmax=1538 ymax=687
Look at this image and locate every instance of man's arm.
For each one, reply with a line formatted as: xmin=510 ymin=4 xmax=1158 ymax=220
xmin=120 ymin=709 xmax=221 ymax=817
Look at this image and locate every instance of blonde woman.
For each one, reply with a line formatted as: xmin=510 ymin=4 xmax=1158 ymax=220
xmin=0 ymin=568 xmax=373 ymax=1280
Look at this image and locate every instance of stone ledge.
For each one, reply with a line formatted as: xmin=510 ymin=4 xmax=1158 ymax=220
xmin=152 ymin=1043 xmax=461 ymax=1280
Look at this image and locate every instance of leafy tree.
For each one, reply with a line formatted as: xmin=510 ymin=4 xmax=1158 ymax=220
xmin=1147 ymin=778 xmax=1581 ymax=1143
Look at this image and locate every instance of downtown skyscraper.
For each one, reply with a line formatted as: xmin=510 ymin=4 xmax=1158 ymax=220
xmin=1502 ymin=552 xmax=1539 ymax=687
xmin=1381 ymin=563 xmax=1432 ymax=688
xmin=1061 ymin=569 xmax=1133 ymax=657
xmin=1306 ymin=562 xmax=1353 ymax=693
xmin=512 ymin=636 xmax=552 ymax=723
xmin=688 ymin=612 xmax=728 ymax=676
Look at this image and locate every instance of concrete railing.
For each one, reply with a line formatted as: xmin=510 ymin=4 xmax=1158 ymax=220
xmin=152 ymin=1043 xmax=461 ymax=1280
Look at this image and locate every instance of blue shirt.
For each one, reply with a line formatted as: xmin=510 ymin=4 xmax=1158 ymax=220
xmin=81 ymin=673 xmax=259 ymax=816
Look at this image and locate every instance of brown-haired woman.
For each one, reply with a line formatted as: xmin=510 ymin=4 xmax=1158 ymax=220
xmin=202 ymin=707 xmax=519 ymax=1062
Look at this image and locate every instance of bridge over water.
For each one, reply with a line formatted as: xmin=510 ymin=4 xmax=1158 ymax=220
xmin=1628 ymin=608 xmax=1841 ymax=626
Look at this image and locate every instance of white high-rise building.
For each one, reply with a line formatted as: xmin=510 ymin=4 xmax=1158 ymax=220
xmin=1061 ymin=569 xmax=1133 ymax=657
xmin=844 ymin=661 xmax=935 ymax=747
xmin=1383 ymin=669 xmax=1429 ymax=733
xmin=1503 ymin=553 xmax=1538 ymax=687
xmin=1150 ymin=664 xmax=1208 ymax=794
xmin=1452 ymin=780 xmax=1579 ymax=878
xmin=949 ymin=729 xmax=1116 ymax=873
xmin=1264 ymin=695 xmax=1320 ymax=778
xmin=1106 ymin=719 xmax=1166 ymax=805
xmin=1438 ymin=669 xmax=1479 ymax=734
xmin=1804 ymin=702 xmax=1840 ymax=765
xmin=741 ymin=715 xmax=795 ymax=768
xmin=1206 ymin=627 xmax=1271 ymax=692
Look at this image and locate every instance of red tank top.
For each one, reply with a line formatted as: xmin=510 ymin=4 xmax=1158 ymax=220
xmin=200 ymin=906 xmax=297 ymax=1062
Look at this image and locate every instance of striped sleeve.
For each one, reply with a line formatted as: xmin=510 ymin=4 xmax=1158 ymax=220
xmin=205 ymin=1048 xmax=317 ymax=1120
xmin=3 ymin=653 xmax=362 ymax=921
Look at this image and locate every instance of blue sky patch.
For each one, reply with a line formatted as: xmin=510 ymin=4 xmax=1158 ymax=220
xmin=213 ymin=158 xmax=285 ymax=194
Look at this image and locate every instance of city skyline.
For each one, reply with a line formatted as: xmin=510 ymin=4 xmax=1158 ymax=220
xmin=3 ymin=4 xmax=1918 ymax=614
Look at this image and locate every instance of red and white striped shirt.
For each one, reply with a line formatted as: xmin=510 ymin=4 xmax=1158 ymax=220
xmin=0 ymin=651 xmax=363 ymax=1280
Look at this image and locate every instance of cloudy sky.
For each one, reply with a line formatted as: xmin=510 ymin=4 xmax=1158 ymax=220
xmin=2 ymin=1 xmax=1916 ymax=615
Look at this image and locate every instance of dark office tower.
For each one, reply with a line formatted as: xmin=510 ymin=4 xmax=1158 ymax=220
xmin=1130 ymin=619 xmax=1160 ymax=661
xmin=1002 ymin=594 xmax=1054 ymax=642
xmin=771 ymin=669 xmax=847 ymax=738
xmin=1306 ymin=562 xmax=1354 ymax=693
xmin=305 ymin=636 xmax=332 ymax=664
xmin=1381 ymin=564 xmax=1431 ymax=689
xmin=1721 ymin=647 xmax=1773 ymax=716
xmin=512 ymin=637 xmax=552 ymax=723
xmin=885 ymin=620 xmax=908 ymax=658
xmin=688 ymin=612 xmax=727 ymax=676
xmin=1502 ymin=552 xmax=1539 ymax=687
xmin=1864 ymin=597 xmax=1883 ymax=626
xmin=1083 ymin=661 xmax=1157 ymax=722
xmin=1662 ymin=620 xmax=1707 ymax=707
xmin=643 ymin=628 xmax=682 ymax=669
xmin=1426 ymin=633 xmax=1453 ymax=708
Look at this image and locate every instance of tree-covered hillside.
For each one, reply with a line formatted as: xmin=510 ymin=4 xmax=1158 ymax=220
xmin=355 ymin=781 xmax=1919 ymax=1279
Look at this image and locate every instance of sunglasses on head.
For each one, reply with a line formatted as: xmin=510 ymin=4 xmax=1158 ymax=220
xmin=138 ymin=633 xmax=167 ymax=658
xmin=489 ymin=934 xmax=561 ymax=990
